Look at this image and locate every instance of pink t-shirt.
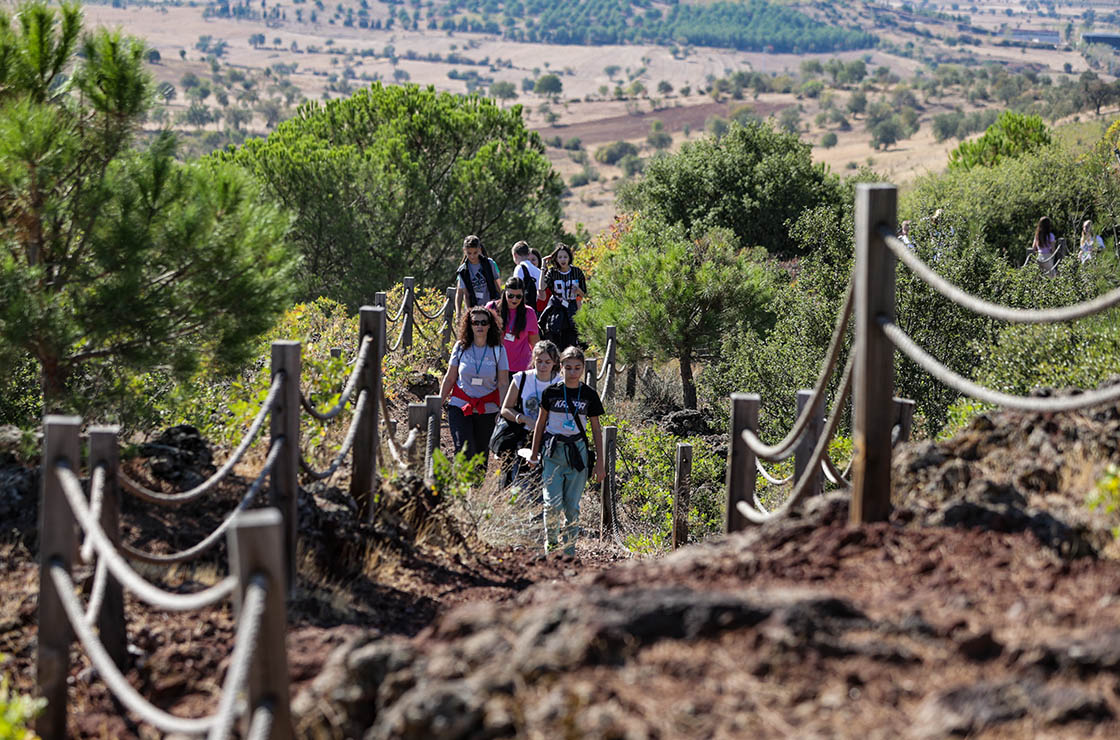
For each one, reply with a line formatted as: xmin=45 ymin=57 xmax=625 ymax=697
xmin=487 ymin=301 xmax=538 ymax=373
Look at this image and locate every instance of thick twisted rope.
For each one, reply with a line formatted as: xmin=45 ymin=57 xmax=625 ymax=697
xmin=742 ymin=277 xmax=854 ymax=461
xmin=50 ymin=562 xmax=219 ymax=734
xmin=80 ymin=465 xmax=107 ymax=564
xmin=119 ymin=441 xmax=282 ymax=565
xmin=300 ymin=335 xmax=373 ymax=421
xmin=120 ymin=373 xmax=283 ymax=506
xmin=206 ymin=574 xmax=267 ymax=740
xmin=881 ymin=226 xmax=1120 ymax=323
xmin=417 ymin=296 xmax=451 ymax=320
xmin=425 ymin=408 xmax=439 ymax=479
xmin=384 ymin=289 xmax=409 ymax=323
xmin=879 ymin=316 xmax=1120 ymax=412
xmin=736 ymin=353 xmax=853 ymax=525
xmin=755 ymin=457 xmax=793 ymax=486
xmin=300 ymin=390 xmax=368 ymax=480
xmin=246 ymin=703 xmax=275 ymax=740
xmin=821 ymin=454 xmax=851 ymax=488
xmin=388 ymin=319 xmax=407 ymax=352
xmin=83 ymin=558 xmax=109 ymax=626
xmin=596 ymin=340 xmax=614 ymax=382
xmin=58 ymin=464 xmax=238 ymax=610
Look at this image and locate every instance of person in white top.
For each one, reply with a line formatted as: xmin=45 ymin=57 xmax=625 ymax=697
xmin=1032 ymin=216 xmax=1057 ymax=277
xmin=1080 ymin=219 xmax=1105 ymax=264
xmin=498 ymin=340 xmax=560 ymax=489
xmin=512 ymin=240 xmax=542 ymax=306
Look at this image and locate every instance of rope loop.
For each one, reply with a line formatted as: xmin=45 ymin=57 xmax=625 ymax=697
xmin=300 ymin=390 xmax=368 ymax=480
xmin=300 ymin=334 xmax=373 ymax=421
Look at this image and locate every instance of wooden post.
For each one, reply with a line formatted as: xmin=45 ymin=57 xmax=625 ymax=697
xmin=585 ymin=358 xmax=598 ymax=394
xmin=600 ymin=426 xmax=617 ymax=539
xmin=725 ymin=394 xmax=759 ymax=533
xmin=794 ymin=389 xmax=824 ymax=500
xmin=441 ymin=286 xmax=456 ymax=364
xmin=374 ymin=292 xmax=387 ymax=309
xmin=270 ymin=341 xmax=301 ymax=593
xmin=893 ymin=397 xmax=916 ymax=444
xmin=672 ymin=443 xmax=693 ymax=550
xmin=424 ymin=394 xmax=442 ymax=481
xmin=229 ymin=509 xmax=293 ymax=740
xmin=851 ymin=183 xmax=898 ymax=524
xmin=407 ymin=402 xmax=426 ymax=467
xmin=37 ymin=415 xmax=81 ymax=740
xmin=329 ymin=347 xmax=342 ymax=359
xmin=625 ymin=362 xmax=638 ymax=399
xmin=88 ymin=425 xmax=126 ymax=671
xmin=604 ymin=326 xmax=617 ymax=399
xmin=402 ymin=277 xmax=415 ymax=350
xmin=351 ymin=306 xmax=385 ymax=520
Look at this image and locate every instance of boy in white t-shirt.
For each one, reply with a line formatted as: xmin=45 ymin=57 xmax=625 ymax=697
xmin=512 ymin=240 xmax=542 ymax=312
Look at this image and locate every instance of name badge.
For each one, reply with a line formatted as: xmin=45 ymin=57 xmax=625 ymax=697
xmin=470 ymin=377 xmax=484 ymax=386
xmin=504 ymin=332 xmax=515 ymax=342
xmin=562 ymin=419 xmax=576 ymax=431
xmin=561 ymin=299 xmax=569 ymax=308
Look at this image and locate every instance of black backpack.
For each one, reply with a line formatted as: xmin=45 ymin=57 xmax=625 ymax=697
xmin=538 ymin=295 xmax=580 ymax=350
xmin=514 ymin=262 xmax=538 ymax=307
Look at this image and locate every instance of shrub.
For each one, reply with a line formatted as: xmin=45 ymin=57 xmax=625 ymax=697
xmin=821 ymin=132 xmax=838 ymax=148
xmin=594 ymin=140 xmax=640 ymax=165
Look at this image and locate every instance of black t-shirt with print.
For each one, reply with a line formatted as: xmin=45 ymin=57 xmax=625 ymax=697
xmin=540 ymin=381 xmax=604 ymax=437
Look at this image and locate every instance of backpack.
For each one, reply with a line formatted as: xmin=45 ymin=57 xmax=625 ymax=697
xmin=538 ymin=295 xmax=580 ymax=350
xmin=514 ymin=262 xmax=538 ymax=308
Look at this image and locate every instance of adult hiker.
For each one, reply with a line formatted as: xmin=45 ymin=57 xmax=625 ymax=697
xmin=540 ymin=242 xmax=587 ymax=314
xmin=493 ymin=340 xmax=560 ymax=490
xmin=439 ymin=306 xmax=510 ymax=467
xmin=486 ymin=277 xmax=539 ymax=374
xmin=527 ymin=346 xmax=605 ymax=556
xmin=455 ymin=234 xmax=502 ymax=317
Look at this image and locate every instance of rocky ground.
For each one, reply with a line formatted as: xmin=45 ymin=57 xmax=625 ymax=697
xmin=3 ymin=399 xmax=1120 ymax=738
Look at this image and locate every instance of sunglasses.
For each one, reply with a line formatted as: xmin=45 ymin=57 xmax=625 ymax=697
xmin=506 ymin=292 xmax=523 ymax=299
xmin=471 ymin=319 xmax=490 ymax=326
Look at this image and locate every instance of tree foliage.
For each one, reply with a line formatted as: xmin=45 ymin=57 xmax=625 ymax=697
xmin=578 ymin=214 xmax=777 ymax=408
xmin=226 ymin=83 xmax=566 ymax=307
xmin=618 ymin=121 xmax=840 ymax=256
xmin=948 ymin=111 xmax=1052 ymax=171
xmin=0 ymin=1 xmax=296 ymax=421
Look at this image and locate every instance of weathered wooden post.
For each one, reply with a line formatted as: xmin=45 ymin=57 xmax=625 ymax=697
xmin=603 ymin=326 xmax=617 ymax=399
xmin=725 ymin=393 xmax=759 ymax=533
xmin=352 ymin=306 xmax=385 ymax=521
xmin=625 ymin=362 xmax=638 ymax=399
xmin=270 ymin=341 xmax=301 ymax=592
xmin=893 ymin=397 xmax=916 ymax=444
xmin=374 ymin=292 xmax=387 ymax=309
xmin=585 ymin=358 xmax=598 ymax=394
xmin=424 ymin=394 xmax=442 ymax=481
xmin=407 ymin=402 xmax=427 ymax=468
xmin=230 ymin=509 xmax=294 ymax=740
xmin=672 ymin=442 xmax=693 ymax=550
xmin=794 ymin=389 xmax=824 ymax=500
xmin=600 ymin=426 xmax=618 ymax=539
xmin=37 ymin=415 xmax=80 ymax=740
xmin=441 ymin=286 xmax=456 ymax=364
xmin=851 ymin=183 xmax=897 ymax=524
xmin=402 ymin=277 xmax=415 ymax=350
xmin=88 ymin=425 xmax=126 ymax=671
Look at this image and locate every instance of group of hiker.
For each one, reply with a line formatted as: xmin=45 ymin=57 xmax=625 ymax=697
xmin=438 ymin=235 xmax=603 ymax=556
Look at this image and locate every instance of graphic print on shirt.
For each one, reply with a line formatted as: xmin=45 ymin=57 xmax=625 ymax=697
xmin=540 ymin=383 xmax=605 ymax=437
xmin=468 ymin=261 xmax=488 ymax=304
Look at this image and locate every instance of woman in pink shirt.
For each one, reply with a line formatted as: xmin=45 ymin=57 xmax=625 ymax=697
xmin=487 ymin=278 xmax=539 ymax=373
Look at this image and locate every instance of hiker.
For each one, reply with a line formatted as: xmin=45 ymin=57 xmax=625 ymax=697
xmin=439 ymin=306 xmax=510 ymax=467
xmin=511 ymin=241 xmax=542 ymax=313
xmin=537 ymin=291 xmax=581 ymax=351
xmin=540 ymin=243 xmax=587 ymax=314
xmin=529 ymin=247 xmax=547 ymax=313
xmin=899 ymin=220 xmax=914 ymax=249
xmin=1080 ymin=219 xmax=1104 ymax=264
xmin=455 ymin=234 xmax=502 ymax=317
xmin=527 ymin=346 xmax=605 ymax=556
xmin=1032 ymin=216 xmax=1058 ymax=277
xmin=485 ymin=277 xmax=539 ymax=374
xmin=493 ymin=340 xmax=560 ymax=490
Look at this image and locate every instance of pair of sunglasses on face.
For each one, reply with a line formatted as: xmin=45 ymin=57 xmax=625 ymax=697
xmin=471 ymin=319 xmax=490 ymax=326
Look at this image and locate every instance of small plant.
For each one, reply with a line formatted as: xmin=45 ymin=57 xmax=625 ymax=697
xmin=430 ymin=449 xmax=486 ymax=500
xmin=0 ymin=653 xmax=45 ymax=740
xmin=1088 ymin=463 xmax=1120 ymax=539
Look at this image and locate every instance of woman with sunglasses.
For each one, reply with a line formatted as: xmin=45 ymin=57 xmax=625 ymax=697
xmin=439 ymin=306 xmax=510 ymax=465
xmin=485 ymin=277 xmax=539 ymax=374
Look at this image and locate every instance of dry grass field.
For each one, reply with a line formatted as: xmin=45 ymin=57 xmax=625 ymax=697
xmin=81 ymin=0 xmax=1119 ymax=234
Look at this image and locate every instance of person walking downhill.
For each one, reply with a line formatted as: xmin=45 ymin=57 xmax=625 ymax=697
xmin=529 ymin=247 xmax=547 ymax=313
xmin=539 ymin=242 xmax=587 ymax=314
xmin=1080 ymin=219 xmax=1104 ymax=265
xmin=494 ymin=340 xmax=560 ymax=490
xmin=511 ymin=241 xmax=542 ymax=311
xmin=1032 ymin=216 xmax=1058 ymax=277
xmin=439 ymin=306 xmax=510 ymax=468
xmin=485 ymin=277 xmax=539 ymax=374
xmin=528 ymin=346 xmax=605 ymax=556
xmin=455 ymin=234 xmax=502 ymax=317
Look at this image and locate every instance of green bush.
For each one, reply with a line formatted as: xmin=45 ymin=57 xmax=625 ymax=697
xmin=821 ymin=131 xmax=838 ymax=148
xmin=594 ymin=140 xmax=639 ymax=165
xmin=0 ymin=654 xmax=44 ymax=740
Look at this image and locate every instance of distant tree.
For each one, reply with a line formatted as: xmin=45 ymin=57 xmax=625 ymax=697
xmin=705 ymin=115 xmax=729 ymax=140
xmin=657 ymin=79 xmax=673 ymax=95
xmin=847 ymin=90 xmax=867 ymax=115
xmin=181 ymin=71 xmax=201 ymax=89
xmin=647 ymin=119 xmax=672 ymax=150
xmin=619 ymin=153 xmax=644 ymax=177
xmin=0 ymin=1 xmax=295 ymax=415
xmin=255 ymin=98 xmax=283 ymax=128
xmin=778 ymin=106 xmax=801 ymax=134
xmin=604 ymin=64 xmax=621 ymax=80
xmin=534 ymin=73 xmax=562 ymax=96
xmin=948 ymin=111 xmax=1052 ymax=170
xmin=490 ymin=80 xmax=517 ymax=101
xmin=146 ymin=48 xmax=161 ymax=63
xmin=871 ymin=116 xmax=903 ymax=149
xmin=578 ymin=215 xmax=776 ymax=408
xmin=594 ymin=140 xmax=640 ymax=165
xmin=223 ymin=106 xmax=253 ymax=130
xmin=180 ymin=101 xmax=214 ymax=128
xmin=249 ymin=33 xmax=266 ymax=48
xmin=820 ymin=131 xmax=838 ymax=148
xmin=157 ymin=81 xmax=176 ymax=103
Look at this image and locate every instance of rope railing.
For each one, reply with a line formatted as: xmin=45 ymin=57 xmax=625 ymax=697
xmin=821 ymin=454 xmax=850 ymax=488
xmin=879 ymin=225 xmax=1120 ymax=323
xmin=83 ymin=559 xmax=109 ymax=626
xmin=384 ymin=287 xmax=410 ymax=323
xmin=300 ymin=389 xmax=369 ymax=480
xmin=119 ymin=373 xmax=284 ymax=506
xmin=417 ymin=296 xmax=451 ymax=320
xmin=300 ymin=334 xmax=373 ymax=421
xmin=206 ymin=574 xmax=268 ymax=740
xmin=879 ymin=316 xmax=1120 ymax=412
xmin=755 ymin=457 xmax=793 ymax=486
xmin=741 ymin=277 xmax=853 ymax=462
xmin=58 ymin=463 xmax=240 ymax=610
xmin=736 ymin=354 xmax=853 ymax=525
xmin=119 ymin=440 xmax=283 ymax=565
xmin=80 ymin=465 xmax=107 ymax=564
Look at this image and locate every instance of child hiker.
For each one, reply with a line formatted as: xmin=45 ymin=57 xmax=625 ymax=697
xmin=527 ymin=346 xmax=605 ymax=556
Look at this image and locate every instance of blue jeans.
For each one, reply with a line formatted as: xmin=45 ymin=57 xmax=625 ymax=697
xmin=541 ymin=436 xmax=588 ymax=554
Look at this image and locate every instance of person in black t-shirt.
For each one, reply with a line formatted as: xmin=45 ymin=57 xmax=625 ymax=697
xmin=528 ymin=346 xmax=605 ymax=555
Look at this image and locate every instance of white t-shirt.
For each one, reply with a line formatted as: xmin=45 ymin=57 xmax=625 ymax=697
xmin=511 ymin=369 xmax=559 ymax=426
xmin=514 ymin=260 xmax=541 ymax=292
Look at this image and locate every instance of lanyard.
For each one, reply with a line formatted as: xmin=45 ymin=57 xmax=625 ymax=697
xmin=563 ymin=382 xmax=582 ymax=424
xmin=468 ymin=345 xmax=488 ymax=376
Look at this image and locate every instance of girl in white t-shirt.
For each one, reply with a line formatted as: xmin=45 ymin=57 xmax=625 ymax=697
xmin=1080 ymin=220 xmax=1105 ymax=264
xmin=498 ymin=340 xmax=560 ymax=488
